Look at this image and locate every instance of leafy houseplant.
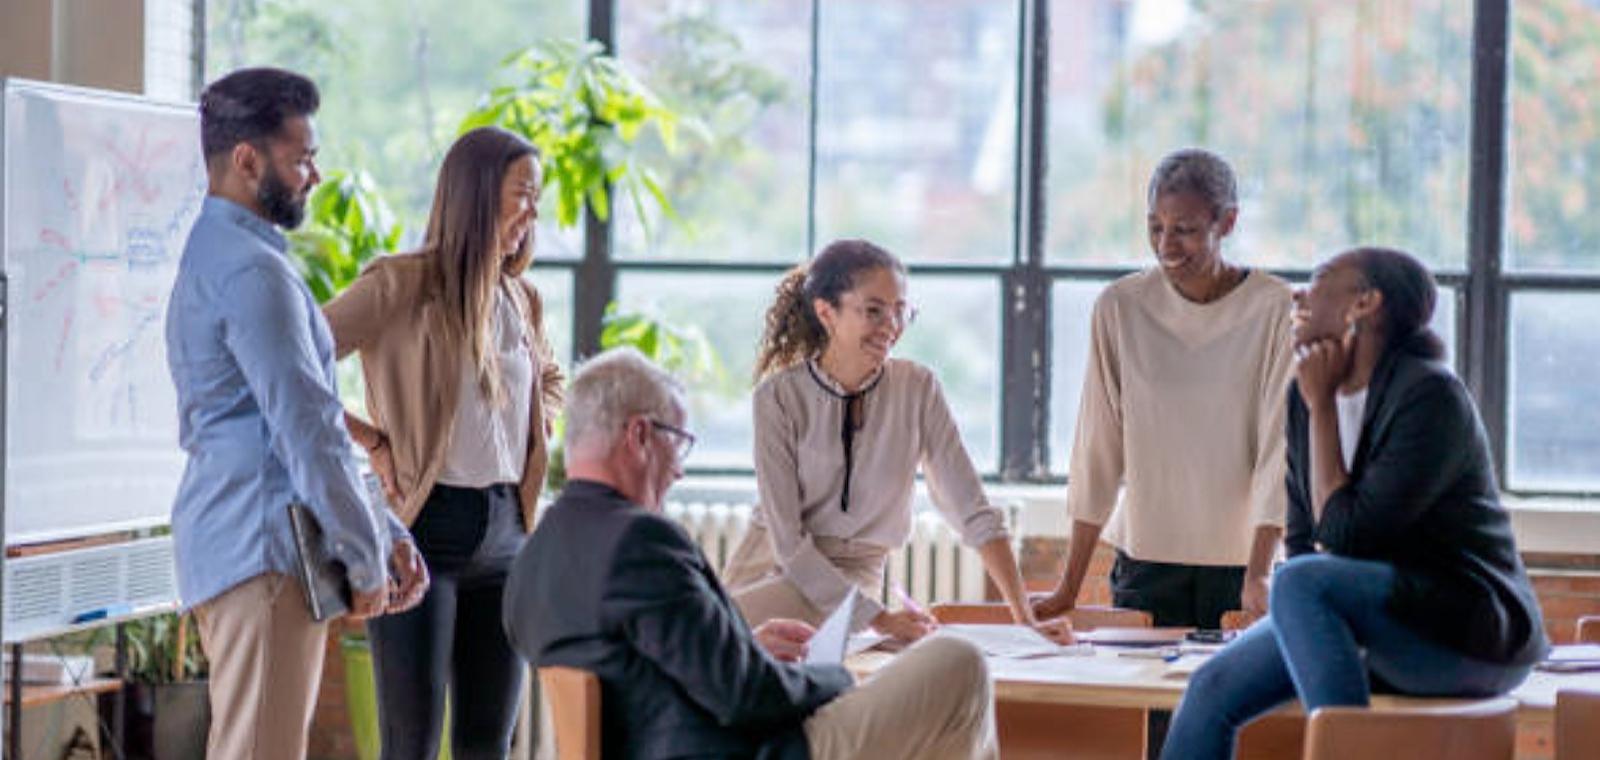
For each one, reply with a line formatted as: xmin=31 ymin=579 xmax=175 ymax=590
xmin=287 ymin=168 xmax=404 ymax=305
xmin=460 ymin=38 xmax=697 ymax=235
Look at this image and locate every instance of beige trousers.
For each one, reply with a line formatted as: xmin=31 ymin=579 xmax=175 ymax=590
xmin=806 ymin=635 xmax=998 ymax=760
xmin=193 ymin=573 xmax=328 ymax=760
xmin=722 ymin=522 xmax=888 ymax=628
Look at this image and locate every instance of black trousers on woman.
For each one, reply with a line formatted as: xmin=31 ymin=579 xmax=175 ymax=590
xmin=1111 ymin=550 xmax=1247 ymax=760
xmin=368 ymin=483 xmax=527 ymax=760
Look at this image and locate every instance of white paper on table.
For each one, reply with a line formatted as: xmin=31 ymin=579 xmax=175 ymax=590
xmin=805 ymin=593 xmax=857 ymax=665
xmin=847 ymin=631 xmax=891 ymax=656
xmin=938 ymin=624 xmax=1095 ymax=659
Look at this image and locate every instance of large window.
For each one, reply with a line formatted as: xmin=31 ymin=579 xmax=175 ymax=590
xmin=204 ymin=0 xmax=1600 ymax=496
xmin=1505 ymin=0 xmax=1600 ymax=492
xmin=1047 ymin=0 xmax=1473 ymax=269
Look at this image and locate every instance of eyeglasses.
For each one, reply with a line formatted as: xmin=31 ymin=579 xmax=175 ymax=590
xmin=649 ymin=419 xmax=697 ymax=462
xmin=848 ymin=302 xmax=919 ymax=329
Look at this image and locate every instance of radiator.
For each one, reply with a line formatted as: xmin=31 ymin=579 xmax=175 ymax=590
xmin=664 ymin=491 xmax=1017 ymax=609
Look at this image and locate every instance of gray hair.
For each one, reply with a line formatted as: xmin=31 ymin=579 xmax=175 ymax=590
xmin=1147 ymin=148 xmax=1238 ymax=218
xmin=563 ymin=348 xmax=686 ymax=451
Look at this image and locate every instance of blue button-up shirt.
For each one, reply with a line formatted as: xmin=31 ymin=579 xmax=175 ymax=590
xmin=165 ymin=196 xmax=399 ymax=608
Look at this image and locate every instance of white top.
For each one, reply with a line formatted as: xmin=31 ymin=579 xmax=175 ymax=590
xmin=1067 ymin=268 xmax=1295 ymax=566
xmin=752 ymin=357 xmax=1011 ymax=625
xmin=436 ymin=290 xmax=533 ymax=488
xmin=1336 ymin=388 xmax=1369 ymax=471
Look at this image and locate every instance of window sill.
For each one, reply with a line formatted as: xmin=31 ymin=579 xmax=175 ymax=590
xmin=671 ymin=475 xmax=1600 ymax=558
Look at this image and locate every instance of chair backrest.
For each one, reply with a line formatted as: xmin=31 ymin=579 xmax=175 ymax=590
xmin=928 ymin=603 xmax=1152 ymax=629
xmin=1576 ymin=615 xmax=1600 ymax=644
xmin=539 ymin=666 xmax=601 ymax=760
xmin=1557 ymin=689 xmax=1600 ymax=760
xmin=1302 ymin=698 xmax=1517 ymax=760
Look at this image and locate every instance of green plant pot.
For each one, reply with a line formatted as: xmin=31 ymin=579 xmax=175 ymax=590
xmin=341 ymin=634 xmax=452 ymax=760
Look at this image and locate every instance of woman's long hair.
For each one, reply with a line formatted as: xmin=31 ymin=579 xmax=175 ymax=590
xmin=753 ymin=239 xmax=904 ymax=380
xmin=1348 ymin=246 xmax=1447 ymax=360
xmin=422 ymin=126 xmax=539 ymax=403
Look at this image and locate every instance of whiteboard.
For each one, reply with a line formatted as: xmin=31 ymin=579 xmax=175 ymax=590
xmin=1 ymin=79 xmax=203 ymax=544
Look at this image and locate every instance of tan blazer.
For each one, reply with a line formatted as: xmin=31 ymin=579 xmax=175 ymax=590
xmin=323 ymin=251 xmax=564 ymax=530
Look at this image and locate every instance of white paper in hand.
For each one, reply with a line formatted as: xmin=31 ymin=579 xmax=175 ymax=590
xmin=805 ymin=593 xmax=857 ymax=666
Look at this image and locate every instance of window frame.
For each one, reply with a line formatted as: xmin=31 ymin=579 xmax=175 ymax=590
xmin=243 ymin=0 xmax=1591 ymax=496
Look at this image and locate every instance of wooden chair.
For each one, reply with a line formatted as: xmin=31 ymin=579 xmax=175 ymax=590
xmin=1301 ymin=698 xmax=1518 ymax=760
xmin=927 ymin=602 xmax=1151 ymax=759
xmin=928 ymin=602 xmax=1153 ymax=630
xmin=538 ymin=666 xmax=601 ymax=760
xmin=1576 ymin=615 xmax=1600 ymax=643
xmin=1556 ymin=689 xmax=1600 ymax=760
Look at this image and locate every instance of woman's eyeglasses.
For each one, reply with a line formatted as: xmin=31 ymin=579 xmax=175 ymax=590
xmin=850 ymin=303 xmax=919 ymax=329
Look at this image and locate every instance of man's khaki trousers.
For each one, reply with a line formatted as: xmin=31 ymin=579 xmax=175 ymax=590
xmin=194 ymin=573 xmax=327 ymax=760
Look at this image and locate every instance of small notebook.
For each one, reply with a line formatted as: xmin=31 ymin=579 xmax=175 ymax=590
xmin=288 ymin=501 xmax=352 ymax=622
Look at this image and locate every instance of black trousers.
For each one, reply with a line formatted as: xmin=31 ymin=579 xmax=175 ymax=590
xmin=1110 ymin=550 xmax=1246 ymax=759
xmin=368 ymin=483 xmax=528 ymax=760
xmin=1109 ymin=550 xmax=1246 ymax=629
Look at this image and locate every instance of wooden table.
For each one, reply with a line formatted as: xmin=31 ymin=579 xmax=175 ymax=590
xmin=849 ymin=640 xmax=1600 ymax=759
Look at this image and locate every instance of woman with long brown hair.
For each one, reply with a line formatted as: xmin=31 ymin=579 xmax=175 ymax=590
xmin=721 ymin=239 xmax=1070 ymax=644
xmin=324 ymin=126 xmax=564 ymax=759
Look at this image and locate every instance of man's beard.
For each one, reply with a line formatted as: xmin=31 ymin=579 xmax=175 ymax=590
xmin=257 ymin=167 xmax=307 ymax=229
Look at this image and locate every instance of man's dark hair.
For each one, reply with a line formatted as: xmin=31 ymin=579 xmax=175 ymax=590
xmin=198 ymin=68 xmax=320 ymax=162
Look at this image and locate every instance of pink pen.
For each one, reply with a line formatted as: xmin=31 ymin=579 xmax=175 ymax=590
xmin=893 ymin=584 xmax=928 ymax=617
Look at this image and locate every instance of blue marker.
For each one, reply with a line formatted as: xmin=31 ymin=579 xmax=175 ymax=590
xmin=71 ymin=602 xmax=132 ymax=624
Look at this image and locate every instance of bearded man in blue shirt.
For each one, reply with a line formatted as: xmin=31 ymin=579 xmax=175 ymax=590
xmin=165 ymin=67 xmax=429 ymax=760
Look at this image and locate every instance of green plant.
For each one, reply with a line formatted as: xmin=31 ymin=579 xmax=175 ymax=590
xmin=598 ymin=302 xmax=724 ymax=384
xmin=287 ymin=169 xmax=404 ymax=305
xmin=122 ymin=613 xmax=208 ymax=685
xmin=459 ymin=38 xmax=700 ymax=235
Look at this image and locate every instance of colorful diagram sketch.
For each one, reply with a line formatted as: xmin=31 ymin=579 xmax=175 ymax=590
xmin=3 ymin=81 xmax=202 ymax=543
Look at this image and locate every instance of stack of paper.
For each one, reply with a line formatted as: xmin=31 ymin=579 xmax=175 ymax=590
xmin=1537 ymin=644 xmax=1600 ymax=673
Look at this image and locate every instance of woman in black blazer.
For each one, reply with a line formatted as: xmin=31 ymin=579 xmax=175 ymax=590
xmin=1161 ymin=247 xmax=1547 ymax=760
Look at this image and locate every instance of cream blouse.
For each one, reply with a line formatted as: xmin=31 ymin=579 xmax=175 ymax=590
xmin=752 ymin=357 xmax=1010 ymax=624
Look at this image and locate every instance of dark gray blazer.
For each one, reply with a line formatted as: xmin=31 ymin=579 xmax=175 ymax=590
xmin=503 ymin=480 xmax=852 ymax=760
xmin=1285 ymin=348 xmax=1547 ymax=666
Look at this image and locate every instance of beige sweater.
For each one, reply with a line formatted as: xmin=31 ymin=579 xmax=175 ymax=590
xmin=1067 ymin=268 xmax=1294 ymax=566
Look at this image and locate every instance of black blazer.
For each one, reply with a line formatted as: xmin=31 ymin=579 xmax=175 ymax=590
xmin=503 ymin=480 xmax=852 ymax=760
xmin=1285 ymin=349 xmax=1547 ymax=666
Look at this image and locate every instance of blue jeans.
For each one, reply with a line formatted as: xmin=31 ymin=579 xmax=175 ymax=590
xmin=368 ymin=483 xmax=528 ymax=760
xmin=1160 ymin=554 xmax=1532 ymax=760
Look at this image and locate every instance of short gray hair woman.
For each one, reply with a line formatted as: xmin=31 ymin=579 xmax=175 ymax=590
xmin=1034 ymin=148 xmax=1297 ymax=637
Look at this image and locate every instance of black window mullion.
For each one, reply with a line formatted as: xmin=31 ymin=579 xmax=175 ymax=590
xmin=1001 ymin=0 xmax=1051 ymax=481
xmin=1464 ymin=0 xmax=1512 ymax=479
xmin=575 ymin=0 xmax=619 ymax=359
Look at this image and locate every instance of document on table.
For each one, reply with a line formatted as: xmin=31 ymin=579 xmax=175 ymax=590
xmin=939 ymin=624 xmax=1095 ymax=659
xmin=1536 ymin=644 xmax=1600 ymax=673
xmin=806 ymin=593 xmax=857 ymax=665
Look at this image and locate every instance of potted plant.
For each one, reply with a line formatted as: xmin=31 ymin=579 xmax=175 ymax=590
xmin=114 ymin=612 xmax=210 ymax=760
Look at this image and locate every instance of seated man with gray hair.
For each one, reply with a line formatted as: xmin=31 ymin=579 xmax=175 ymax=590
xmin=504 ymin=348 xmax=997 ymax=759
